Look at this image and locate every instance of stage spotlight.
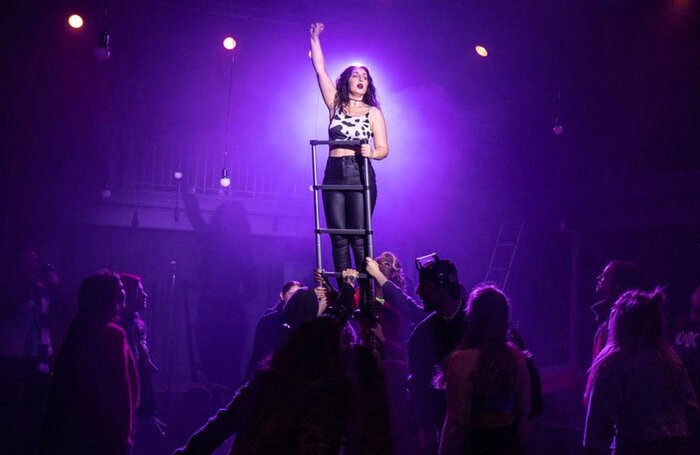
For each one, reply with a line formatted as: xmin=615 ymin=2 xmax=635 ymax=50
xmin=68 ymin=14 xmax=84 ymax=29
xmin=223 ymin=37 xmax=237 ymax=50
xmin=220 ymin=168 xmax=231 ymax=187
xmin=475 ymin=45 xmax=488 ymax=57
xmin=173 ymin=171 xmax=183 ymax=180
xmin=94 ymin=30 xmax=111 ymax=60
xmin=348 ymin=61 xmax=365 ymax=68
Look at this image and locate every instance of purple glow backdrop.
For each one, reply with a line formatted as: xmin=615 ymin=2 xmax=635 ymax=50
xmin=5 ymin=0 xmax=698 ymax=208
xmin=1 ymin=1 xmax=699 ymax=452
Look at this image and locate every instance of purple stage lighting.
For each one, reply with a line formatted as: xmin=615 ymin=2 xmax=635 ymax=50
xmin=68 ymin=14 xmax=84 ymax=29
xmin=475 ymin=45 xmax=488 ymax=57
xmin=223 ymin=37 xmax=236 ymax=51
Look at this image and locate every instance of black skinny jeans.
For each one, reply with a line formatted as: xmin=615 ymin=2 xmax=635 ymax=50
xmin=322 ymin=156 xmax=377 ymax=295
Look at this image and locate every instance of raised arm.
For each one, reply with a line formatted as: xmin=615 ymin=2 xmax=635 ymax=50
xmin=366 ymin=257 xmax=424 ymax=323
xmin=309 ymin=23 xmax=337 ymax=112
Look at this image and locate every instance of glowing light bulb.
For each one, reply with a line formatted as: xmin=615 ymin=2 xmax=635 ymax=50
xmin=68 ymin=14 xmax=84 ymax=29
xmin=220 ymin=168 xmax=231 ymax=187
xmin=173 ymin=171 xmax=183 ymax=180
xmin=223 ymin=37 xmax=236 ymax=50
xmin=475 ymin=45 xmax=488 ymax=57
xmin=553 ymin=117 xmax=564 ymax=135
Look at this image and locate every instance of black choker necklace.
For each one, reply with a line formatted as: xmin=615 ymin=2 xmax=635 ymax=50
xmin=349 ymin=98 xmax=363 ymax=102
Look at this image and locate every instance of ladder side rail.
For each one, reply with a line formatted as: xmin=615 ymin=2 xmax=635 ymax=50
xmin=312 ymin=143 xmax=323 ymax=272
xmin=501 ymin=221 xmax=525 ymax=291
xmin=362 ymin=156 xmax=375 ymax=302
xmin=485 ymin=222 xmax=506 ymax=281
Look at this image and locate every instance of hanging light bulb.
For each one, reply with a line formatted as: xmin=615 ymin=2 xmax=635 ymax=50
xmin=220 ymin=168 xmax=231 ymax=187
xmin=552 ymin=88 xmax=564 ymax=135
xmin=220 ymin=26 xmax=235 ymax=192
xmin=94 ymin=30 xmax=111 ymax=60
xmin=553 ymin=117 xmax=564 ymax=135
xmin=101 ymin=180 xmax=112 ymax=198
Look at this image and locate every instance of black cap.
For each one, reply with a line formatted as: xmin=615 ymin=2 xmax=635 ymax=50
xmin=417 ymin=257 xmax=458 ymax=287
xmin=283 ymin=288 xmax=319 ymax=329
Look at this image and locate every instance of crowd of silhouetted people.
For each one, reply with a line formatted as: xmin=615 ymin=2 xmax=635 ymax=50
xmin=1 ymin=247 xmax=698 ymax=454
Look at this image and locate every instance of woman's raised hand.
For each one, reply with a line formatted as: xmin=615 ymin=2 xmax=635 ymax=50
xmin=310 ymin=22 xmax=324 ymax=40
xmin=365 ymin=257 xmax=382 ymax=279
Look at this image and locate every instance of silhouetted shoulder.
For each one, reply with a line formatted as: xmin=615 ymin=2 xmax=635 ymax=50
xmin=507 ymin=343 xmax=525 ymax=359
xmin=102 ymin=322 xmax=127 ymax=344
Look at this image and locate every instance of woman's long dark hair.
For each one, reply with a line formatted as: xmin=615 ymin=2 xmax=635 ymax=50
xmin=333 ymin=65 xmax=380 ymax=113
xmin=258 ymin=315 xmax=348 ymax=388
xmin=585 ymin=288 xmax=682 ymax=401
xmin=436 ymin=285 xmax=515 ymax=396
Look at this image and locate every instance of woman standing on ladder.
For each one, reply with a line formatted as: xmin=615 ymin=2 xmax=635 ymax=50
xmin=309 ymin=22 xmax=389 ymax=294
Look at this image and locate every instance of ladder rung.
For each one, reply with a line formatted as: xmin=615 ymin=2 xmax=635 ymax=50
xmin=322 ymin=272 xmax=369 ymax=279
xmin=314 ymin=184 xmax=365 ymax=191
xmin=317 ymin=228 xmax=370 ymax=235
xmin=487 ymin=267 xmax=509 ymax=272
xmin=311 ymin=139 xmax=364 ymax=147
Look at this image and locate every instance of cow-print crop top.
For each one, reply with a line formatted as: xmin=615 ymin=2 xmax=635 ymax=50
xmin=328 ymin=107 xmax=374 ymax=142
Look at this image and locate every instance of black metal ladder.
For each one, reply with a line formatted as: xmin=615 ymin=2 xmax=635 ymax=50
xmin=310 ymin=139 xmax=374 ymax=302
xmin=484 ymin=220 xmax=524 ymax=291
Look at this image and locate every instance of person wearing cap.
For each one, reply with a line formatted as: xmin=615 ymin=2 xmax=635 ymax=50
xmin=407 ymin=254 xmax=468 ymax=454
xmin=244 ymin=281 xmax=303 ymax=380
xmin=283 ymin=287 xmax=324 ymax=330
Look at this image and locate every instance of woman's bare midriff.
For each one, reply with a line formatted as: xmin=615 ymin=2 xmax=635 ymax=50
xmin=329 ymin=147 xmax=361 ymax=157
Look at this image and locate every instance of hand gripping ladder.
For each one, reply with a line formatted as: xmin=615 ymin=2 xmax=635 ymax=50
xmin=310 ymin=139 xmax=375 ymax=304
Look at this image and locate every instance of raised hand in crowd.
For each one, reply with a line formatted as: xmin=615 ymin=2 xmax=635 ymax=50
xmin=365 ymin=257 xmax=388 ymax=286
